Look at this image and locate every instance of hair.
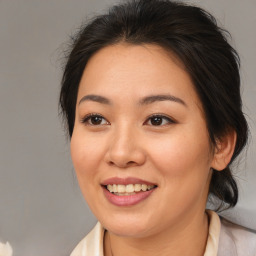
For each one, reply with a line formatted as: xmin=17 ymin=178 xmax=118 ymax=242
xmin=59 ymin=0 xmax=248 ymax=210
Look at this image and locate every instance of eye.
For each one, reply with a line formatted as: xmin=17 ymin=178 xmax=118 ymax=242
xmin=144 ymin=115 xmax=175 ymax=126
xmin=80 ymin=114 xmax=109 ymax=126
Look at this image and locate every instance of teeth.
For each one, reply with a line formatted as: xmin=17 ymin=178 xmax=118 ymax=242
xmin=141 ymin=184 xmax=147 ymax=191
xmin=114 ymin=192 xmax=136 ymax=196
xmin=106 ymin=184 xmax=156 ymax=194
xmin=126 ymin=184 xmax=134 ymax=193
xmin=107 ymin=184 xmax=113 ymax=193
xmin=134 ymin=184 xmax=141 ymax=192
xmin=117 ymin=185 xmax=126 ymax=193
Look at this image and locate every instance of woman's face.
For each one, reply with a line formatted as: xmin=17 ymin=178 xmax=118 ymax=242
xmin=71 ymin=43 xmax=214 ymax=237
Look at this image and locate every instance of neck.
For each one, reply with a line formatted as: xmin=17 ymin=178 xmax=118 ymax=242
xmin=104 ymin=211 xmax=209 ymax=256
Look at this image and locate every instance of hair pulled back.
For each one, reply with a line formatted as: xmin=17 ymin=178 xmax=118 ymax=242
xmin=60 ymin=0 xmax=248 ymax=210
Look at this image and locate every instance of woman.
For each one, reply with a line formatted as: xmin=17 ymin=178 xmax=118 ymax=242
xmin=59 ymin=0 xmax=256 ymax=255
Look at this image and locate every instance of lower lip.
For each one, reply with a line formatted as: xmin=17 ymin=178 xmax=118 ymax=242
xmin=102 ymin=186 xmax=156 ymax=206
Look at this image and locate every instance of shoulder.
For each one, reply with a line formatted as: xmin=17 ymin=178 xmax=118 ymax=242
xmin=218 ymin=217 xmax=256 ymax=256
xmin=70 ymin=222 xmax=105 ymax=256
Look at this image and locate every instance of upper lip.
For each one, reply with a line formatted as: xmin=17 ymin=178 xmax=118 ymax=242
xmin=101 ymin=177 xmax=157 ymax=186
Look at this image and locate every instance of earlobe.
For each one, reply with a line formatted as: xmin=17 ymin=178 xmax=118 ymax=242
xmin=211 ymin=130 xmax=237 ymax=171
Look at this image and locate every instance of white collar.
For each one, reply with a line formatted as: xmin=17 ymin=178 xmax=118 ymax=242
xmin=71 ymin=210 xmax=256 ymax=256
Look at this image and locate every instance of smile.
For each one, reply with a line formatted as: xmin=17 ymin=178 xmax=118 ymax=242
xmin=106 ymin=184 xmax=156 ymax=195
xmin=101 ymin=177 xmax=157 ymax=206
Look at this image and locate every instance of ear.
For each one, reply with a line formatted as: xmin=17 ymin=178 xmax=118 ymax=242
xmin=211 ymin=129 xmax=237 ymax=171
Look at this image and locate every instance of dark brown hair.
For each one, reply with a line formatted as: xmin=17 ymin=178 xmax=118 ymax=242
xmin=59 ymin=0 xmax=248 ymax=210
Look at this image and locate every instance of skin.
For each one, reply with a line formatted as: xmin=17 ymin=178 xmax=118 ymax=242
xmin=70 ymin=43 xmax=235 ymax=256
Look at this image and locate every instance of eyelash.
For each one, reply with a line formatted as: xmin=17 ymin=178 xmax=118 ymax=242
xmin=80 ymin=113 xmax=109 ymax=126
xmin=144 ymin=114 xmax=175 ymax=126
xmin=80 ymin=113 xmax=175 ymax=126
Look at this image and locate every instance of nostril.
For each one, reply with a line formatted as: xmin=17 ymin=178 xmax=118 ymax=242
xmin=127 ymin=161 xmax=136 ymax=166
xmin=108 ymin=160 xmax=136 ymax=168
xmin=108 ymin=161 xmax=115 ymax=166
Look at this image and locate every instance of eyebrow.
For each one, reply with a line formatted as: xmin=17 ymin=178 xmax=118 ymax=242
xmin=139 ymin=94 xmax=187 ymax=107
xmin=78 ymin=94 xmax=187 ymax=107
xmin=78 ymin=94 xmax=111 ymax=105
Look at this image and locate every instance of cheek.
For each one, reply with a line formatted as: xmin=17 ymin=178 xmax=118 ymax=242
xmin=70 ymin=133 xmax=109 ymax=218
xmin=70 ymin=131 xmax=105 ymax=195
xmin=70 ymin=127 xmax=106 ymax=168
xmin=149 ymin=131 xmax=211 ymax=173
xmin=147 ymin=128 xmax=211 ymax=203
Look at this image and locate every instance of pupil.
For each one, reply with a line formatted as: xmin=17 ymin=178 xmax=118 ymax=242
xmin=152 ymin=117 xmax=162 ymax=125
xmin=91 ymin=116 xmax=102 ymax=125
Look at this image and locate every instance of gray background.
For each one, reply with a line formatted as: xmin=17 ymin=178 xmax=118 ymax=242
xmin=0 ymin=0 xmax=255 ymax=255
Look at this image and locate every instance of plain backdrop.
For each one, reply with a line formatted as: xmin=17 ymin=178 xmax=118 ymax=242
xmin=0 ymin=0 xmax=255 ymax=255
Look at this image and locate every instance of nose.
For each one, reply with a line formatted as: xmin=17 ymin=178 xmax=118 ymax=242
xmin=105 ymin=126 xmax=146 ymax=168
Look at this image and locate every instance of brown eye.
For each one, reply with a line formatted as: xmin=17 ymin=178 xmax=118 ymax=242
xmin=81 ymin=114 xmax=109 ymax=126
xmin=90 ymin=116 xmax=103 ymax=125
xmin=150 ymin=116 xmax=163 ymax=126
xmin=145 ymin=115 xmax=175 ymax=126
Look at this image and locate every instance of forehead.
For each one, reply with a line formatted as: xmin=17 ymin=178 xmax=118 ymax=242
xmin=77 ymin=43 xmax=202 ymax=111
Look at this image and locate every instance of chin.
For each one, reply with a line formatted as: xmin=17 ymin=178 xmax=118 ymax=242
xmin=107 ymin=225 xmax=152 ymax=238
xmin=99 ymin=212 xmax=156 ymax=238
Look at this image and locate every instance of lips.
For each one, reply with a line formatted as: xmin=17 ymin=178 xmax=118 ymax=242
xmin=101 ymin=177 xmax=157 ymax=186
xmin=101 ymin=177 xmax=157 ymax=206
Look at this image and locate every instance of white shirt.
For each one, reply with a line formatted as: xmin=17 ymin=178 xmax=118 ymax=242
xmin=71 ymin=210 xmax=256 ymax=256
